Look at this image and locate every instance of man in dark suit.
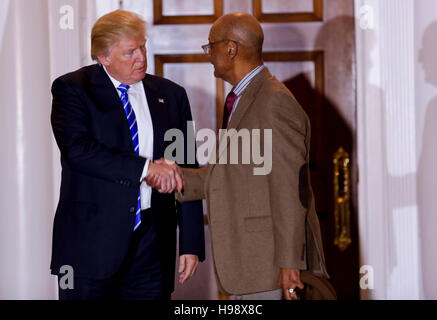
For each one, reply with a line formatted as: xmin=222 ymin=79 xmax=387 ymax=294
xmin=50 ymin=9 xmax=205 ymax=300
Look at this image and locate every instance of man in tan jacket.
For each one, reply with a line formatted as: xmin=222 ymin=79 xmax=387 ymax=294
xmin=152 ymin=12 xmax=328 ymax=300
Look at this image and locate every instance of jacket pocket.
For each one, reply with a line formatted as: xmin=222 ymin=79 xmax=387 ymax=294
xmin=244 ymin=215 xmax=273 ymax=233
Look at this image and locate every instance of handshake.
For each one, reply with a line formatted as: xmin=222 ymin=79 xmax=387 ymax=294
xmin=144 ymin=158 xmax=184 ymax=193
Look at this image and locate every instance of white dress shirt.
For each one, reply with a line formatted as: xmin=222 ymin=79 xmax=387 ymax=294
xmin=104 ymin=67 xmax=153 ymax=210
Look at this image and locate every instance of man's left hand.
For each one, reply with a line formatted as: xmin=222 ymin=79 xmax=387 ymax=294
xmin=178 ymin=254 xmax=199 ymax=284
xmin=278 ymin=268 xmax=304 ymax=300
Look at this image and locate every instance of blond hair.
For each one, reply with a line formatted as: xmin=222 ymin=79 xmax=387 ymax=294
xmin=91 ymin=10 xmax=146 ymax=60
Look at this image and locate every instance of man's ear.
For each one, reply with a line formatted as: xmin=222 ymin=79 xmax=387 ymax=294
xmin=97 ymin=54 xmax=110 ymax=67
xmin=227 ymin=42 xmax=238 ymax=58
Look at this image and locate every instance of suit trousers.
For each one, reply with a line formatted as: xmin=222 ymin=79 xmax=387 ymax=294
xmin=58 ymin=209 xmax=164 ymax=300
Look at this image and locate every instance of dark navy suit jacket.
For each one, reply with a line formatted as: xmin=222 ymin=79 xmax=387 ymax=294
xmin=50 ymin=64 xmax=205 ymax=293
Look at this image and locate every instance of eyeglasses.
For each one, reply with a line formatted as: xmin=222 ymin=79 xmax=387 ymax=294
xmin=201 ymin=39 xmax=238 ymax=55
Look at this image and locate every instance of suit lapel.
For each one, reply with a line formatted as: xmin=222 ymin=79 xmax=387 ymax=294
xmin=142 ymin=75 xmax=169 ymax=160
xmin=88 ymin=65 xmax=134 ymax=151
xmin=88 ymin=64 xmax=124 ymax=112
xmin=215 ymin=68 xmax=272 ymax=163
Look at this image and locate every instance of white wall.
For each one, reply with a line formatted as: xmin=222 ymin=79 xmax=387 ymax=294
xmin=356 ymin=0 xmax=437 ymax=300
xmin=414 ymin=0 xmax=437 ymax=300
xmin=0 ymin=0 xmax=98 ymax=299
xmin=0 ymin=0 xmax=55 ymax=299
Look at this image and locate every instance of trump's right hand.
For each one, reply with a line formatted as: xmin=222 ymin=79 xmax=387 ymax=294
xmin=145 ymin=158 xmax=184 ymax=193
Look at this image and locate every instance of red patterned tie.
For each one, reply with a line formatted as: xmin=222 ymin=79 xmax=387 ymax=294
xmin=222 ymin=90 xmax=238 ymax=129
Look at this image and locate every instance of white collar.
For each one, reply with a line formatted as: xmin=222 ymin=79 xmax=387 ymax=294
xmin=102 ymin=66 xmax=143 ymax=93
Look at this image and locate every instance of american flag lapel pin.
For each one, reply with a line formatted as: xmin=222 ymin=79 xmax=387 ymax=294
xmin=158 ymin=98 xmax=165 ymax=104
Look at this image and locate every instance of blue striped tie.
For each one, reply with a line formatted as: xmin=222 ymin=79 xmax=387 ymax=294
xmin=117 ymin=84 xmax=141 ymax=231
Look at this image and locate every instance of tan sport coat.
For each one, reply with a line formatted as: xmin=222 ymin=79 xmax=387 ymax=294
xmin=177 ymin=67 xmax=328 ymax=295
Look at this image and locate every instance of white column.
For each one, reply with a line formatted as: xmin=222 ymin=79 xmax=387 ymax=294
xmin=356 ymin=0 xmax=388 ymax=299
xmin=0 ymin=1 xmax=9 ymax=49
xmin=414 ymin=0 xmax=437 ymax=300
xmin=47 ymin=0 xmax=99 ymax=298
xmin=47 ymin=0 xmax=96 ymax=217
xmin=0 ymin=0 xmax=55 ymax=299
xmin=0 ymin=0 xmax=99 ymax=299
xmin=356 ymin=0 xmax=422 ymax=300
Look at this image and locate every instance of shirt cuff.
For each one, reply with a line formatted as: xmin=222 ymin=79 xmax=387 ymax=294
xmin=140 ymin=159 xmax=150 ymax=182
